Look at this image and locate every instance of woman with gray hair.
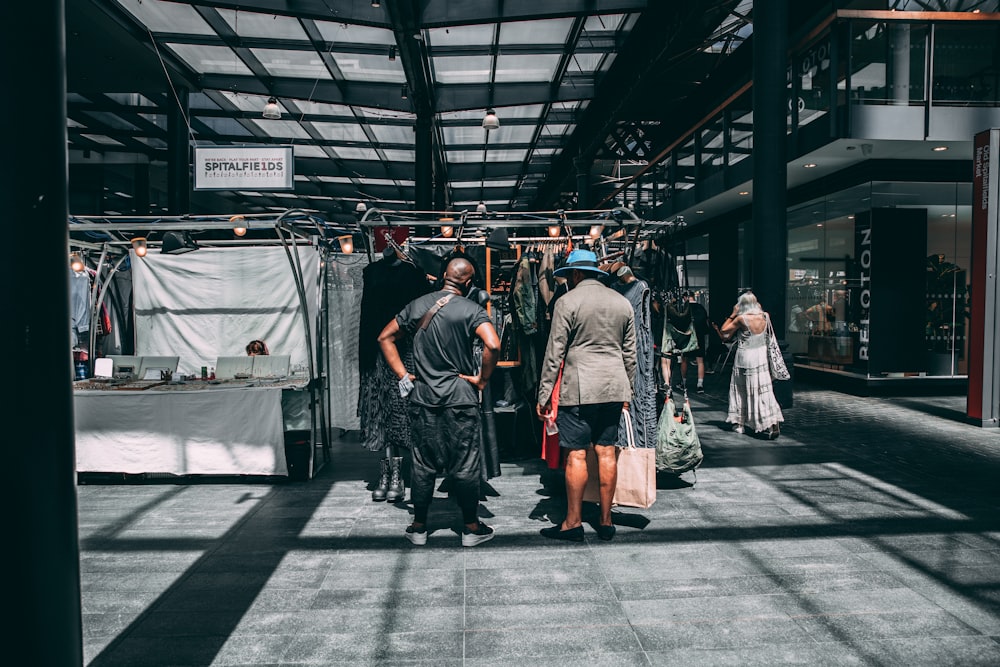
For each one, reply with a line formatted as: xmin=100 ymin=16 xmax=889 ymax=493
xmin=714 ymin=291 xmax=782 ymax=439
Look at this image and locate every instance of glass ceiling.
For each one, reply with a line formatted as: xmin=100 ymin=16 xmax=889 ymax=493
xmin=67 ymin=0 xmax=760 ymax=215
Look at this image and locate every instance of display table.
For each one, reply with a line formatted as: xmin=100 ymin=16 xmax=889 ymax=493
xmin=74 ymin=379 xmax=310 ymax=477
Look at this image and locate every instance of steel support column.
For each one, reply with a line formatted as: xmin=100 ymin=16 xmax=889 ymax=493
xmin=167 ymin=87 xmax=190 ymax=215
xmin=415 ymin=111 xmax=433 ymax=212
xmin=4 ymin=1 xmax=84 ymax=664
xmin=751 ymin=0 xmax=789 ymax=335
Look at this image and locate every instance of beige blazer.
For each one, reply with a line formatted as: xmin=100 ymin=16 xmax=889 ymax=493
xmin=537 ymin=278 xmax=637 ymax=407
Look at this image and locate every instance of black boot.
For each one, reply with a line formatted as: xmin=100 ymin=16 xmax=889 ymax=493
xmin=372 ymin=458 xmax=390 ymax=502
xmin=386 ymin=456 xmax=405 ymax=503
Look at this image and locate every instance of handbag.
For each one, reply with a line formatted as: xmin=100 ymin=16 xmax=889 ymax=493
xmin=766 ymin=314 xmax=791 ymax=381
xmin=583 ymin=410 xmax=657 ymax=509
xmin=656 ymin=394 xmax=703 ymax=475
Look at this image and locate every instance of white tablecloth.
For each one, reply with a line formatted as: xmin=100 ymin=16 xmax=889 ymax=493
xmin=74 ymin=385 xmax=288 ymax=476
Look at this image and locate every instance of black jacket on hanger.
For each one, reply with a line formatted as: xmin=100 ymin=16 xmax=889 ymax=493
xmin=358 ymin=255 xmax=431 ymax=374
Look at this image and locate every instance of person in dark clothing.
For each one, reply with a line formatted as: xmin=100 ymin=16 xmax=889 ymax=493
xmin=686 ymin=292 xmax=710 ymax=393
xmin=378 ymin=258 xmax=501 ymax=547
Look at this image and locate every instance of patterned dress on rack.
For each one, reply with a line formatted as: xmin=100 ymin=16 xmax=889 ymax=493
xmin=726 ymin=322 xmax=784 ymax=433
xmin=613 ymin=279 xmax=657 ymax=448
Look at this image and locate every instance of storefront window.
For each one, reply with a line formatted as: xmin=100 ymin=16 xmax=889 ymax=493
xmin=797 ymin=36 xmax=834 ymax=126
xmin=787 ymin=181 xmax=970 ymax=378
xmin=849 ymin=21 xmax=927 ymax=105
xmin=932 ymin=23 xmax=1000 ymax=105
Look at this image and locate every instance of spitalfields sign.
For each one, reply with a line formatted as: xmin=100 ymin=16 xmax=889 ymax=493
xmin=193 ymin=146 xmax=294 ymax=191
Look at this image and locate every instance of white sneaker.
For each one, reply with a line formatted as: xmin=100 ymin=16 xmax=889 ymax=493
xmin=405 ymin=525 xmax=427 ymax=545
xmin=461 ymin=522 xmax=495 ymax=547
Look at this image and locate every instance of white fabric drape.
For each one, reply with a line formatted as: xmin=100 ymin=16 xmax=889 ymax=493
xmin=132 ymin=246 xmax=320 ymax=376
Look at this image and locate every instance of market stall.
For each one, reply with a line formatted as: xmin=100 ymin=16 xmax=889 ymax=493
xmin=68 ymin=210 xmax=348 ymax=479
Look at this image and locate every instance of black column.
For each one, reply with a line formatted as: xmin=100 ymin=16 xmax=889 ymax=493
xmin=415 ymin=111 xmax=432 ymax=211
xmin=134 ymin=162 xmax=150 ymax=215
xmin=167 ymin=87 xmax=190 ymax=214
xmin=575 ymin=157 xmax=590 ymax=209
xmin=4 ymin=1 xmax=84 ymax=665
xmin=751 ymin=0 xmax=789 ymax=334
xmin=710 ymin=219 xmax=740 ymax=362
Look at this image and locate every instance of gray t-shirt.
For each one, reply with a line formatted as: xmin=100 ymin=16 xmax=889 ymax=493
xmin=396 ymin=290 xmax=491 ymax=408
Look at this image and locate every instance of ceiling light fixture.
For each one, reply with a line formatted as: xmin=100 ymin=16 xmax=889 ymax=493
xmin=401 ymin=85 xmax=408 ymax=100
xmin=933 ymin=146 xmax=948 ymax=152
xmin=803 ymin=163 xmax=817 ymax=168
xmin=230 ymin=215 xmax=247 ymax=237
xmin=371 ymin=0 xmax=380 ymax=7
xmin=355 ymin=201 xmax=368 ymax=213
xmin=476 ymin=201 xmax=488 ymax=214
xmin=70 ymin=252 xmax=85 ymax=272
xmin=388 ymin=45 xmax=396 ymax=61
xmin=547 ymin=225 xmax=560 ymax=237
xmin=589 ymin=224 xmax=603 ymax=238
xmin=131 ymin=237 xmax=148 ymax=257
xmin=482 ymin=108 xmax=500 ymax=131
xmin=440 ymin=225 xmax=454 ymax=238
xmin=262 ymin=97 xmax=281 ymax=120
xmin=738 ymin=191 xmax=749 ymax=196
xmin=337 ymin=235 xmax=354 ymax=254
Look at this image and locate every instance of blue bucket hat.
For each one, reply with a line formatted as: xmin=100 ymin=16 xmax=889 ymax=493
xmin=553 ymin=249 xmax=608 ymax=278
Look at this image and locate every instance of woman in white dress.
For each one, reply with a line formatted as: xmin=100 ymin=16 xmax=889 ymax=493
xmin=714 ymin=291 xmax=782 ymax=439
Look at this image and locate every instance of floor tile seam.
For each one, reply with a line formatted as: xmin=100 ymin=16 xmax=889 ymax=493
xmin=587 ymin=536 xmax=655 ymax=666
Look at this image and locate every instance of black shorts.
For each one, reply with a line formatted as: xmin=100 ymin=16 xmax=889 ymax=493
xmin=556 ymin=402 xmax=623 ymax=449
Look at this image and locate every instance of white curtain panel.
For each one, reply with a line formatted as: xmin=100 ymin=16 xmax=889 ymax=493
xmin=132 ymin=246 xmax=320 ymax=377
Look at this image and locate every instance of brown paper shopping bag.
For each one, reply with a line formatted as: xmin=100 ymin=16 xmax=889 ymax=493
xmin=582 ymin=410 xmax=656 ymax=509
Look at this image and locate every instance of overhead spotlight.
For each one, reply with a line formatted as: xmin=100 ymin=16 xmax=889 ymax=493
xmin=131 ymin=237 xmax=148 ymax=257
xmin=230 ymin=215 xmax=247 ymax=236
xmin=932 ymin=146 xmax=948 ymax=152
xmin=355 ymin=201 xmax=368 ymax=213
xmin=70 ymin=252 xmax=85 ymax=272
xmin=337 ymin=234 xmax=354 ymax=254
xmin=482 ymin=108 xmax=500 ymax=131
xmin=589 ymin=224 xmax=603 ymax=238
xmin=388 ymin=45 xmax=396 ymax=61
xmin=440 ymin=225 xmax=454 ymax=238
xmin=401 ymin=85 xmax=408 ymax=100
xmin=161 ymin=231 xmax=199 ymax=255
xmin=262 ymin=97 xmax=281 ymax=119
xmin=371 ymin=0 xmax=380 ymax=7
xmin=547 ymin=225 xmax=561 ymax=237
xmin=476 ymin=201 xmax=488 ymax=214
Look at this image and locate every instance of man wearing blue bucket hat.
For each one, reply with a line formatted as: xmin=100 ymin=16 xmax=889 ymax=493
xmin=536 ymin=249 xmax=636 ymax=541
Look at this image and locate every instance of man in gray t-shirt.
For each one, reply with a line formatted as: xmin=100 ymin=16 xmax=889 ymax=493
xmin=379 ymin=258 xmax=500 ymax=547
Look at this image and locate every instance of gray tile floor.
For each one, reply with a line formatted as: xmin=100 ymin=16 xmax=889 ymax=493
xmin=78 ymin=382 xmax=1000 ymax=666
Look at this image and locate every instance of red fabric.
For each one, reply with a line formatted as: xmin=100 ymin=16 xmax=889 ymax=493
xmin=541 ymin=364 xmax=563 ymax=469
xmin=373 ymin=225 xmax=410 ymax=252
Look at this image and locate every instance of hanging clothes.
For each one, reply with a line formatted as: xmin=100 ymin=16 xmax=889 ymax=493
xmin=612 ymin=276 xmax=658 ymax=449
xmin=69 ymin=268 xmax=91 ymax=348
xmin=357 ymin=254 xmax=431 ymax=452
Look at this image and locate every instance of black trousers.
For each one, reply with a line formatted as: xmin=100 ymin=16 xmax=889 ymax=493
xmin=407 ymin=404 xmax=481 ymax=524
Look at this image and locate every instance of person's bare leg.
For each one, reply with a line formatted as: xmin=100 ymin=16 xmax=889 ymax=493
xmin=561 ymin=449 xmax=587 ymax=530
xmin=594 ymin=444 xmax=619 ymax=526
